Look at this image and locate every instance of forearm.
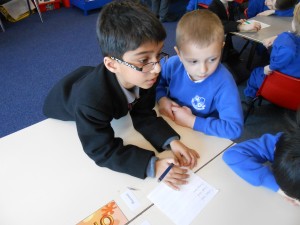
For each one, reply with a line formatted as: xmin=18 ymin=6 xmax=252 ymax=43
xmin=81 ymin=134 xmax=154 ymax=178
xmin=222 ymin=136 xmax=280 ymax=191
xmin=193 ymin=116 xmax=243 ymax=140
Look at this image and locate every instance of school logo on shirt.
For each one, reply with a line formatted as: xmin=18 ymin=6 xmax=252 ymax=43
xmin=191 ymin=95 xmax=206 ymax=111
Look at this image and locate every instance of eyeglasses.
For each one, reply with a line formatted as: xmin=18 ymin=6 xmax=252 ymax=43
xmin=110 ymin=52 xmax=169 ymax=73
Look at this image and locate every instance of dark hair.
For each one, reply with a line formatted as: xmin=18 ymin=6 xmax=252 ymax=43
xmin=273 ymin=109 xmax=300 ymax=200
xmin=275 ymin=0 xmax=298 ymax=10
xmin=96 ymin=0 xmax=166 ymax=58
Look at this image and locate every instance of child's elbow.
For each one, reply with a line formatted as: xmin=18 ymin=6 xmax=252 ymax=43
xmin=222 ymin=150 xmax=236 ymax=165
xmin=226 ymin=125 xmax=243 ymax=140
xmin=232 ymin=128 xmax=243 ymax=140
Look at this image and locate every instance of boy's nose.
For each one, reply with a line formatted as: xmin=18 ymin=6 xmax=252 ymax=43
xmin=199 ymin=63 xmax=208 ymax=74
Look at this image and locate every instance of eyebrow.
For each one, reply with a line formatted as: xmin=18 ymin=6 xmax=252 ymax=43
xmin=184 ymin=55 xmax=218 ymax=60
xmin=132 ymin=46 xmax=164 ymax=57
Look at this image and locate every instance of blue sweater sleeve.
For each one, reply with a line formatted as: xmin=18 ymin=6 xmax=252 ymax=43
xmin=222 ymin=133 xmax=283 ymax=192
xmin=274 ymin=7 xmax=294 ymax=17
xmin=193 ymin=66 xmax=244 ymax=140
xmin=247 ymin=0 xmax=266 ymax=18
xmin=269 ymin=32 xmax=296 ymax=71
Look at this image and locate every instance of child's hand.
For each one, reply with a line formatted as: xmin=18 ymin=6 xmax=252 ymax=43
xmin=257 ymin=9 xmax=275 ymax=16
xmin=263 ymin=65 xmax=272 ymax=75
xmin=171 ymin=105 xmax=196 ymax=129
xmin=170 ymin=139 xmax=200 ymax=169
xmin=155 ymin=158 xmax=189 ymax=190
xmin=238 ymin=21 xmax=261 ymax=32
xmin=158 ymin=97 xmax=179 ymax=121
xmin=278 ymin=189 xmax=300 ymax=206
xmin=263 ymin=35 xmax=277 ymax=48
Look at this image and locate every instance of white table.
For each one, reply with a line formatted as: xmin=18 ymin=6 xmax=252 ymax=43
xmin=232 ymin=15 xmax=292 ymax=43
xmin=0 ymin=114 xmax=232 ymax=225
xmin=232 ymin=15 xmax=292 ymax=69
xmin=130 ymin=153 xmax=300 ymax=225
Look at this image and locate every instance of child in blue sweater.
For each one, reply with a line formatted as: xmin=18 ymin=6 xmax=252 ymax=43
xmin=244 ymin=3 xmax=300 ymax=101
xmin=156 ymin=10 xmax=243 ymax=140
xmin=186 ymin=0 xmax=212 ymax=12
xmin=223 ymin=110 xmax=300 ymax=205
xmin=247 ymin=0 xmax=298 ymax=18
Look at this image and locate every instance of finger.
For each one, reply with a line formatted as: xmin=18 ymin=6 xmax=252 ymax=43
xmin=171 ymin=101 xmax=180 ymax=107
xmin=188 ymin=154 xmax=195 ymax=169
xmin=181 ymin=151 xmax=192 ymax=165
xmin=171 ymin=166 xmax=188 ymax=176
xmin=173 ymin=152 xmax=184 ymax=166
xmin=168 ymin=110 xmax=175 ymax=121
xmin=171 ymin=106 xmax=180 ymax=112
xmin=172 ymin=157 xmax=179 ymax=166
xmin=193 ymin=150 xmax=200 ymax=158
xmin=191 ymin=151 xmax=200 ymax=169
xmin=166 ymin=169 xmax=189 ymax=183
xmin=165 ymin=180 xmax=180 ymax=191
xmin=190 ymin=152 xmax=198 ymax=168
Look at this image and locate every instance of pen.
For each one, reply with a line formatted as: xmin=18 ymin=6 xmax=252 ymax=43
xmin=127 ymin=186 xmax=139 ymax=191
xmin=158 ymin=163 xmax=174 ymax=182
xmin=244 ymin=20 xmax=251 ymax=24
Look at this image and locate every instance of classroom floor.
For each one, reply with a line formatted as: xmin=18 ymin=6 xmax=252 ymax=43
xmin=0 ymin=3 xmax=293 ymax=141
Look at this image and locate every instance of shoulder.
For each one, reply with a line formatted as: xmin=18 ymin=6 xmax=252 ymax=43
xmin=75 ymin=64 xmax=110 ymax=87
xmin=274 ymin=32 xmax=297 ymax=49
xmin=203 ymin=64 xmax=238 ymax=97
xmin=276 ymin=32 xmax=294 ymax=41
xmin=75 ymin=64 xmax=120 ymax=103
xmin=163 ymin=55 xmax=183 ymax=72
xmin=224 ymin=132 xmax=282 ymax=156
xmin=166 ymin=55 xmax=180 ymax=64
xmin=213 ymin=64 xmax=236 ymax=83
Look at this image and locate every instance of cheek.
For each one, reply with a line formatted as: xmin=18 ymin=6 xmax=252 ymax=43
xmin=184 ymin=63 xmax=197 ymax=75
xmin=208 ymin=62 xmax=219 ymax=73
xmin=121 ymin=68 xmax=144 ymax=84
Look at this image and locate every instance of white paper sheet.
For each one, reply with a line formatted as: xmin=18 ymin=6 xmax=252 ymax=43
xmin=247 ymin=20 xmax=270 ymax=29
xmin=120 ymin=188 xmax=141 ymax=211
xmin=147 ymin=170 xmax=218 ymax=225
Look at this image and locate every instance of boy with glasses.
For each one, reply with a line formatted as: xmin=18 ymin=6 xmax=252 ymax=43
xmin=156 ymin=10 xmax=243 ymax=140
xmin=43 ymin=1 xmax=199 ymax=190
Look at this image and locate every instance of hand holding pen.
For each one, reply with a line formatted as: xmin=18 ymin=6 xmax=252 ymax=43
xmin=169 ymin=139 xmax=199 ymax=169
xmin=238 ymin=20 xmax=261 ymax=32
xmin=155 ymin=158 xmax=189 ymax=191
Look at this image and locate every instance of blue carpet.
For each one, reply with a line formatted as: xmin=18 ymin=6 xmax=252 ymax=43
xmin=0 ymin=2 xmax=290 ymax=140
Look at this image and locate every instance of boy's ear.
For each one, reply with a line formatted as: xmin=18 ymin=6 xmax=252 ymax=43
xmin=174 ymin=46 xmax=182 ymax=61
xmin=103 ymin=56 xmax=119 ymax=73
xmin=223 ymin=41 xmax=225 ymax=48
xmin=174 ymin=46 xmax=180 ymax=56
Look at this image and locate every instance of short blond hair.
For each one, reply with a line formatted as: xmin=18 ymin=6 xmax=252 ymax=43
xmin=293 ymin=3 xmax=300 ymax=35
xmin=176 ymin=10 xmax=224 ymax=50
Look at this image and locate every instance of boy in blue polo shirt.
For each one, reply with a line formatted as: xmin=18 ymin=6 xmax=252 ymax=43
xmin=223 ymin=110 xmax=300 ymax=205
xmin=156 ymin=10 xmax=243 ymax=140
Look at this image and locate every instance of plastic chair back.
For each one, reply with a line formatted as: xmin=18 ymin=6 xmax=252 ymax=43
xmin=198 ymin=3 xmax=209 ymax=8
xmin=257 ymin=71 xmax=300 ymax=111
